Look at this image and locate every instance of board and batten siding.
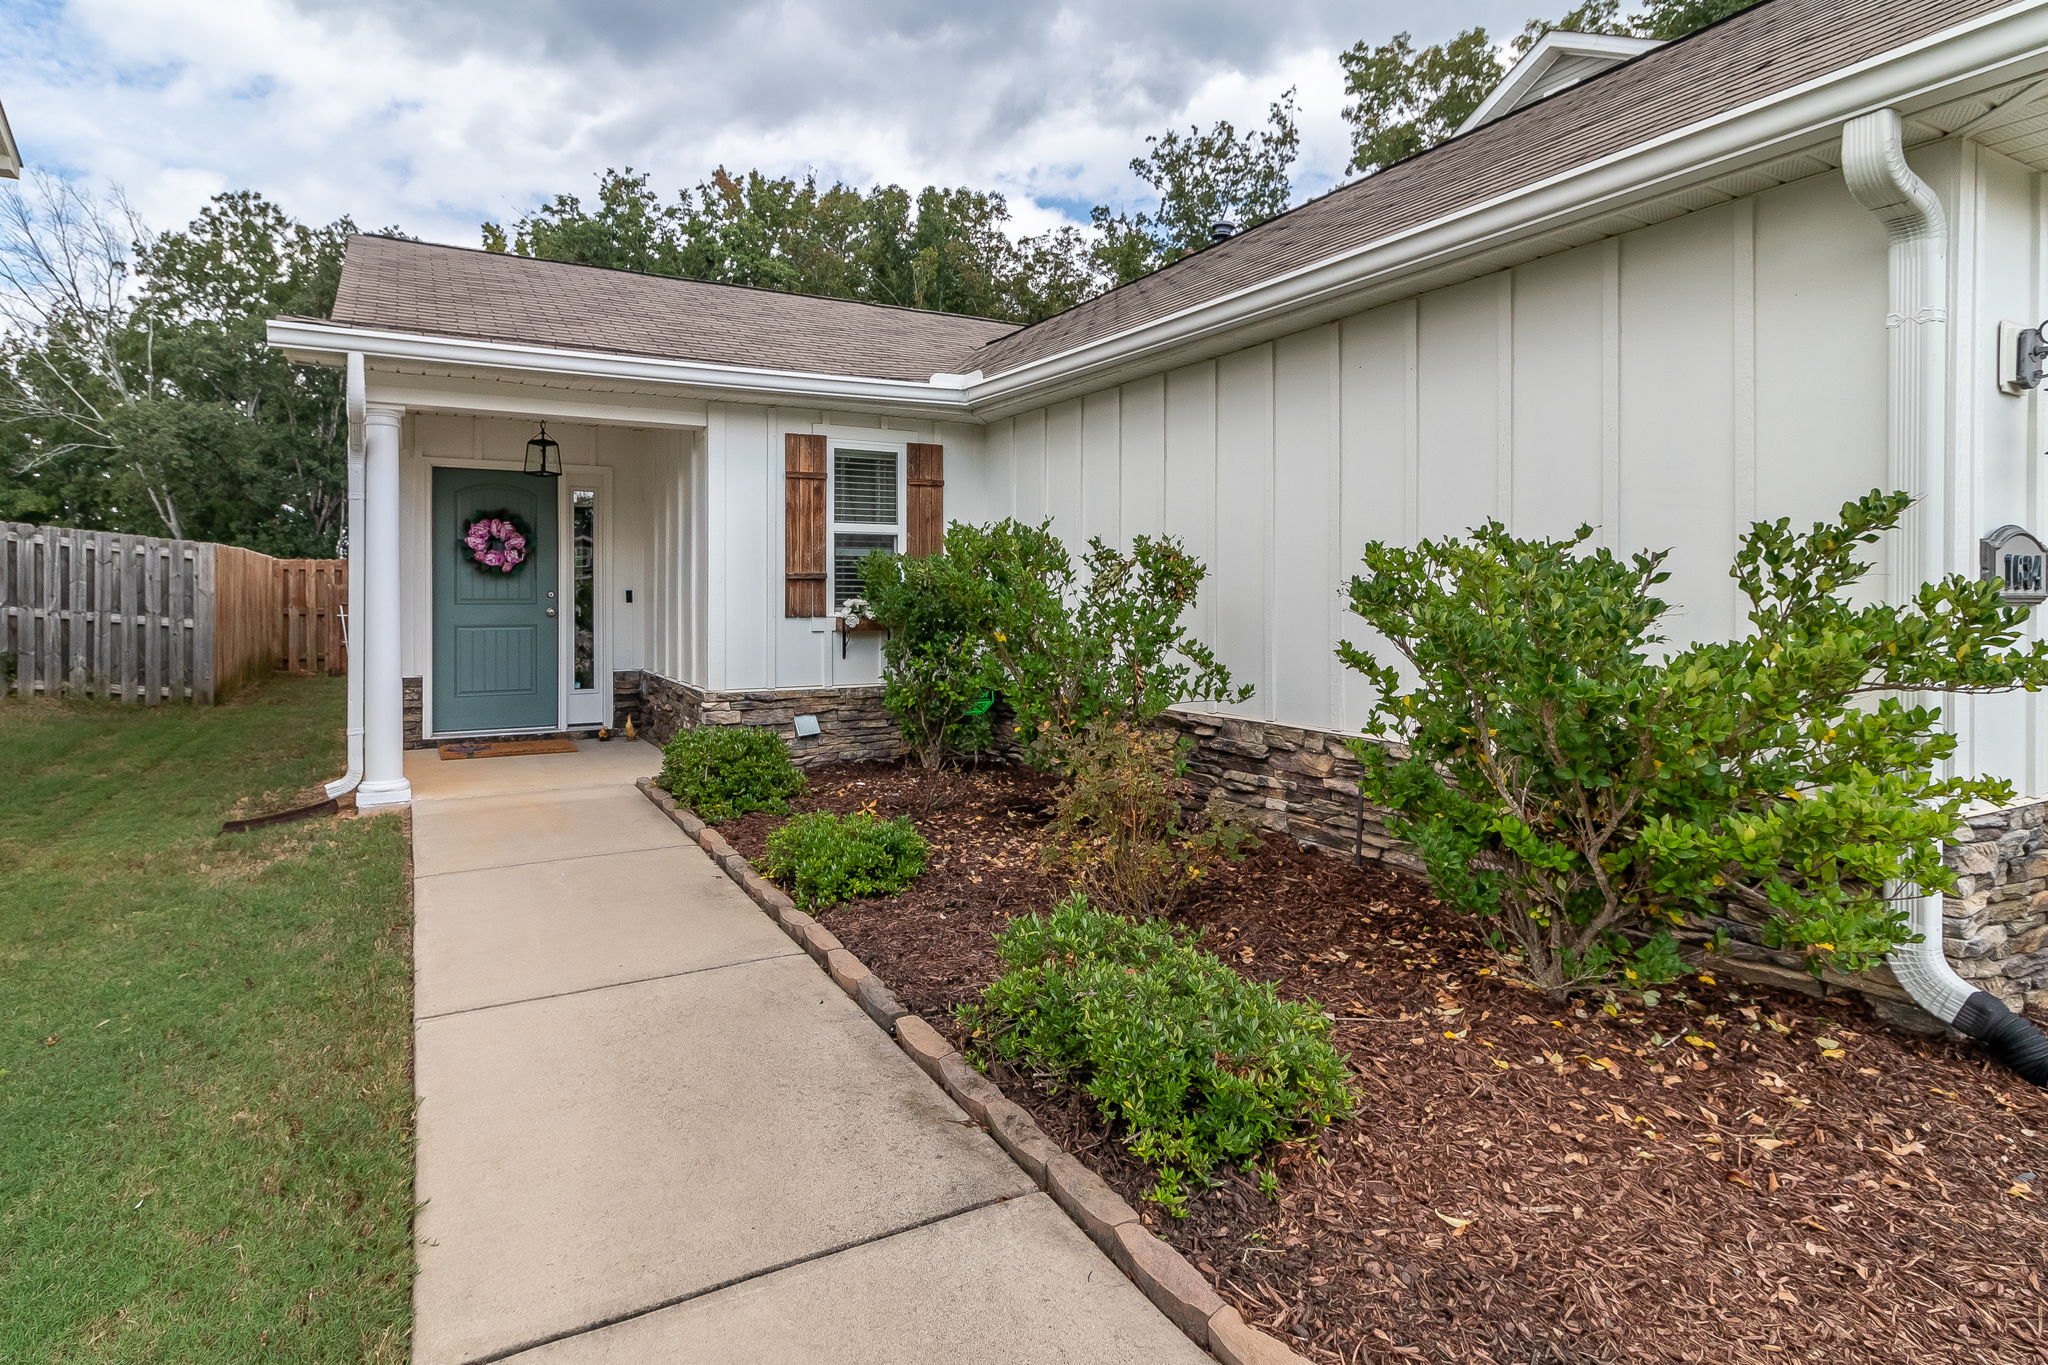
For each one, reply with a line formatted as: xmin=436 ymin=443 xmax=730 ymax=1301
xmin=979 ymin=144 xmax=2048 ymax=796
xmin=685 ymin=401 xmax=988 ymax=696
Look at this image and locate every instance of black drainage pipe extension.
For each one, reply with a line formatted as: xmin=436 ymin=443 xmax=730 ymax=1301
xmin=1952 ymin=991 xmax=2048 ymax=1087
xmin=221 ymin=797 xmax=341 ymax=835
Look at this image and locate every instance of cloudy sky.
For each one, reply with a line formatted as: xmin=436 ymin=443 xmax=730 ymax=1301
xmin=1 ymin=0 xmax=1537 ymax=245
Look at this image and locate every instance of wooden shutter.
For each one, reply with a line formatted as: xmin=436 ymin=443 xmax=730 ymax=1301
xmin=906 ymin=443 xmax=944 ymax=557
xmin=784 ymin=433 xmax=827 ymax=617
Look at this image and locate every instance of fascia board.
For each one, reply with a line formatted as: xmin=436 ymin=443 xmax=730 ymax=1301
xmin=264 ymin=318 xmax=981 ymax=420
xmin=963 ymin=1 xmax=2048 ymax=419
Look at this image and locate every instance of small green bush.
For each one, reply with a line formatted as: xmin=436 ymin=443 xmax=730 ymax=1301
xmin=960 ymin=898 xmax=1354 ymax=1214
xmin=761 ymin=809 xmax=930 ymax=910
xmin=658 ymin=725 xmax=806 ymax=822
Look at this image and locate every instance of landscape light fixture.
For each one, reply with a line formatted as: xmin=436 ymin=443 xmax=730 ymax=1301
xmin=524 ymin=422 xmax=562 ymax=478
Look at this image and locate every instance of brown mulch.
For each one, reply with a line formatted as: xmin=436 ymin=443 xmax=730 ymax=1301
xmin=722 ymin=762 xmax=2048 ymax=1365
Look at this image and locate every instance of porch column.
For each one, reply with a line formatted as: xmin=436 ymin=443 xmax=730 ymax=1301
xmin=356 ymin=403 xmax=412 ymax=808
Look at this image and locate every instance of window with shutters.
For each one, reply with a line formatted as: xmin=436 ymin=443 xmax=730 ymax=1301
xmin=827 ymin=445 xmax=904 ymax=610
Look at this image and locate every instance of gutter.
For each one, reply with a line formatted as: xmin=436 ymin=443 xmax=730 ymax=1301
xmin=963 ymin=1 xmax=2048 ymax=418
xmin=265 ymin=318 xmax=982 ymax=421
xmin=323 ymin=352 xmax=366 ymax=801
xmin=1843 ymin=107 xmax=2046 ymax=1085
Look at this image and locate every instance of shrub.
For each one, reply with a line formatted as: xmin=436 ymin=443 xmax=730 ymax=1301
xmin=1337 ymin=490 xmax=2048 ymax=996
xmin=658 ymin=724 xmax=806 ymax=823
xmin=1044 ymin=720 xmax=1257 ymax=917
xmin=944 ymin=519 xmax=1249 ymax=770
xmin=960 ymin=897 xmax=1354 ymax=1214
xmin=761 ymin=809 xmax=929 ymax=910
xmin=859 ymin=546 xmax=1004 ymax=768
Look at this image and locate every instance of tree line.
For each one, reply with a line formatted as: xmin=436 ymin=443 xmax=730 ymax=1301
xmin=0 ymin=1 xmax=1754 ymax=553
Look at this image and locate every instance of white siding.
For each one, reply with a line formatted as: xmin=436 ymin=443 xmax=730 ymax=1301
xmin=979 ymin=157 xmax=2048 ymax=778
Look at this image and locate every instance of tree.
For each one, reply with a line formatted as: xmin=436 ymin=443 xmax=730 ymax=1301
xmin=486 ymin=166 xmax=1074 ymax=324
xmin=1126 ymin=90 xmax=1300 ymax=267
xmin=1337 ymin=492 xmax=2048 ymax=996
xmin=0 ymin=180 xmax=371 ymax=555
xmin=481 ymin=168 xmax=685 ymax=276
xmin=1341 ymin=1 xmax=1763 ymax=175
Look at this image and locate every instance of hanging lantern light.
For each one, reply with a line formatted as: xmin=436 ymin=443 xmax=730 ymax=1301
xmin=524 ymin=422 xmax=562 ymax=478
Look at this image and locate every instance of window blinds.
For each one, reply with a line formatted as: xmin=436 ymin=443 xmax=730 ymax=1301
xmin=833 ymin=448 xmax=898 ymax=525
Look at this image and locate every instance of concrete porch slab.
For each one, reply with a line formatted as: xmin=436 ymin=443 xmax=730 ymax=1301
xmin=413 ymin=845 xmax=798 ymax=1019
xmin=502 ymin=1192 xmax=1211 ymax=1364
xmin=409 ymin=784 xmax=677 ymax=878
xmin=412 ymin=954 xmax=1035 ymax=1365
xmin=404 ymin=737 xmax=658 ymax=804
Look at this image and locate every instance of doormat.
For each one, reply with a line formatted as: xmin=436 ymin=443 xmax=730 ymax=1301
xmin=437 ymin=738 xmax=580 ymax=761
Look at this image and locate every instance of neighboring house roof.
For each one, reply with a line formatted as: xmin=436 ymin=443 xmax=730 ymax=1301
xmin=325 ymin=235 xmax=1018 ymax=383
xmin=0 ymin=101 xmax=21 ymax=179
xmin=962 ymin=0 xmax=2013 ymax=379
xmin=1455 ymin=30 xmax=1666 ymax=135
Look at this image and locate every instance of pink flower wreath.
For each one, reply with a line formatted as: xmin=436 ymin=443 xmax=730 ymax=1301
xmin=461 ymin=512 xmax=531 ymax=574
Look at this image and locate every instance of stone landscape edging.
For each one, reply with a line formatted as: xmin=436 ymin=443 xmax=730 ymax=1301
xmin=633 ymin=776 xmax=1308 ymax=1365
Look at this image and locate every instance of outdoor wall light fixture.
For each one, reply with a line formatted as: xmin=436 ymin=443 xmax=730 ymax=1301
xmin=2004 ymin=319 xmax=2048 ymax=392
xmin=524 ymin=423 xmax=562 ymax=478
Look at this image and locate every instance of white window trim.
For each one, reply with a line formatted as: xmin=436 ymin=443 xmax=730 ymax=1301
xmin=825 ymin=437 xmax=909 ymax=613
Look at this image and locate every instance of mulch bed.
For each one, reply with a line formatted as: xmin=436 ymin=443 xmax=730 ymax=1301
xmin=722 ymin=761 xmax=2048 ymax=1365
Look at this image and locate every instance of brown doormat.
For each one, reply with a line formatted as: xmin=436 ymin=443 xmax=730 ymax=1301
xmin=437 ymin=738 xmax=580 ymax=761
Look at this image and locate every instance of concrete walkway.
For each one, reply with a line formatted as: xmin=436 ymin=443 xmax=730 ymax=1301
xmin=406 ymin=741 xmax=1208 ymax=1365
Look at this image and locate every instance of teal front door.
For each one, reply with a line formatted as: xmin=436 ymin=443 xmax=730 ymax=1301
xmin=433 ymin=467 xmax=559 ymax=734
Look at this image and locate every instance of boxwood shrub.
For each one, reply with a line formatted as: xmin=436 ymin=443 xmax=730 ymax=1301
xmin=761 ymin=810 xmax=929 ymax=910
xmin=657 ymin=724 xmax=805 ymax=822
xmin=960 ymin=897 xmax=1354 ymax=1214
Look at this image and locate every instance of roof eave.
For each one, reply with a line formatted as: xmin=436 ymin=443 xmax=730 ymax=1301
xmin=963 ymin=0 xmax=2048 ymax=420
xmin=266 ymin=318 xmax=984 ymax=422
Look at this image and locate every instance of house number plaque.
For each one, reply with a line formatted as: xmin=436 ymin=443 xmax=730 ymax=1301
xmin=1982 ymin=524 xmax=2048 ymax=606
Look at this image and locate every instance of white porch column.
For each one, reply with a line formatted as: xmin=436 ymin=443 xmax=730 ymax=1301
xmin=356 ymin=403 xmax=412 ymax=808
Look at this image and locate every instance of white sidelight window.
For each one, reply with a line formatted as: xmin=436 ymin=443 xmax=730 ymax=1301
xmin=828 ymin=445 xmax=903 ymax=610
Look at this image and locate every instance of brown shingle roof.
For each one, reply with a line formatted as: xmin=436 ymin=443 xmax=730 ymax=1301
xmin=329 ymin=235 xmax=1018 ymax=382
xmin=964 ymin=0 xmax=2014 ymax=379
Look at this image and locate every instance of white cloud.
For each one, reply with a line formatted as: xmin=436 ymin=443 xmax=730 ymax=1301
xmin=1 ymin=0 xmax=1535 ymax=243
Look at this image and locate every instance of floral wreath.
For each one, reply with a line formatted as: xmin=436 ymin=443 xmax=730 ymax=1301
xmin=460 ymin=511 xmax=531 ymax=574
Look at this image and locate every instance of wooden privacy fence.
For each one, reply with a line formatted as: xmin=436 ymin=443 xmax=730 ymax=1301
xmin=0 ymin=521 xmax=346 ymax=704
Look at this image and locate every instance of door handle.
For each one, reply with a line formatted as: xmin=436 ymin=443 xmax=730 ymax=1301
xmin=545 ymin=607 xmax=557 ymax=617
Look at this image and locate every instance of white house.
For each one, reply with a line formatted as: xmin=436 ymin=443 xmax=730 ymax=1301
xmin=271 ymin=0 xmax=2048 ymax=822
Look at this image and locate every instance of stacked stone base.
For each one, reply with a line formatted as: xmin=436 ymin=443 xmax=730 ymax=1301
xmin=1160 ymin=707 xmax=2048 ymax=1028
xmin=638 ymin=671 xmax=905 ymax=767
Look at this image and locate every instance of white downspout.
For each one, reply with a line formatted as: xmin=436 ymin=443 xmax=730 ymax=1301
xmin=1844 ymin=110 xmax=2047 ymax=1082
xmin=324 ymin=352 xmax=367 ymax=799
xmin=1842 ymin=107 xmax=1964 ymax=1022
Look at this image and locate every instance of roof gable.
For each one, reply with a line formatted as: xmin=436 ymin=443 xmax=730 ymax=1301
xmin=1456 ymin=30 xmax=1666 ymax=135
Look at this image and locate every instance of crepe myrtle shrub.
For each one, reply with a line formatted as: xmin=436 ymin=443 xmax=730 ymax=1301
xmin=1336 ymin=490 xmax=2048 ymax=997
xmin=960 ymin=897 xmax=1354 ymax=1214
xmin=942 ymin=518 xmax=1250 ymax=769
xmin=760 ymin=809 xmax=929 ymax=911
xmin=858 ymin=545 xmax=1004 ymax=768
xmin=1044 ymin=720 xmax=1258 ymax=917
xmin=657 ymin=724 xmax=806 ymax=823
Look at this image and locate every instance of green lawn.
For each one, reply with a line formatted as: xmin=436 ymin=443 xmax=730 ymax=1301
xmin=0 ymin=675 xmax=413 ymax=1363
